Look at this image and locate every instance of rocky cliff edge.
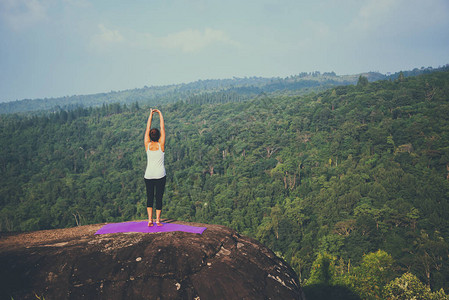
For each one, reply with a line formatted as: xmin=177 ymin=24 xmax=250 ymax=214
xmin=0 ymin=220 xmax=305 ymax=300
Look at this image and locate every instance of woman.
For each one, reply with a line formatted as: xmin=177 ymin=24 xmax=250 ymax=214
xmin=144 ymin=108 xmax=166 ymax=227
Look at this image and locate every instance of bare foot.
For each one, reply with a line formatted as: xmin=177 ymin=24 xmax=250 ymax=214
xmin=148 ymin=220 xmax=154 ymax=227
xmin=156 ymin=220 xmax=163 ymax=227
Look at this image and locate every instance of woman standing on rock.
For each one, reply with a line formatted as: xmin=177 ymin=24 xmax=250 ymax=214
xmin=144 ymin=108 xmax=166 ymax=227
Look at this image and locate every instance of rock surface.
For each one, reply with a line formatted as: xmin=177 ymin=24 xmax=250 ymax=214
xmin=0 ymin=221 xmax=305 ymax=300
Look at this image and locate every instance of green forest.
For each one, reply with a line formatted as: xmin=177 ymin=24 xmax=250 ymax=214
xmin=1 ymin=69 xmax=449 ymax=299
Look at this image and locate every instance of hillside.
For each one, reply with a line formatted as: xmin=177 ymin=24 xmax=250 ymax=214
xmin=1 ymin=68 xmax=449 ymax=298
xmin=0 ymin=70 xmax=396 ymax=115
xmin=2 ymin=66 xmax=444 ymax=115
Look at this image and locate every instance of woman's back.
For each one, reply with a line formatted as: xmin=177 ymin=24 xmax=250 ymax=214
xmin=145 ymin=142 xmax=165 ymax=179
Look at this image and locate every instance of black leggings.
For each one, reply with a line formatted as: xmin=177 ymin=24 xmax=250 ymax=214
xmin=144 ymin=176 xmax=166 ymax=210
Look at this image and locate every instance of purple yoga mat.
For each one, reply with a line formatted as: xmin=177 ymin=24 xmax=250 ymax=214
xmin=95 ymin=221 xmax=207 ymax=235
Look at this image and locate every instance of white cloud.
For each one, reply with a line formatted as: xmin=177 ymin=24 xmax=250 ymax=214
xmin=158 ymin=28 xmax=239 ymax=53
xmin=88 ymin=26 xmax=238 ymax=54
xmin=97 ymin=24 xmax=124 ymax=43
xmin=89 ymin=24 xmax=125 ymax=51
xmin=63 ymin=0 xmax=91 ymax=8
xmin=359 ymin=0 xmax=396 ymax=19
xmin=351 ymin=0 xmax=449 ymax=35
xmin=131 ymin=28 xmax=239 ymax=53
xmin=351 ymin=0 xmax=399 ymax=32
xmin=0 ymin=0 xmax=48 ymax=31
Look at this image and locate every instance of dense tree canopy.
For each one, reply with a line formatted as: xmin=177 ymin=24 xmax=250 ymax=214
xmin=1 ymin=68 xmax=449 ymax=298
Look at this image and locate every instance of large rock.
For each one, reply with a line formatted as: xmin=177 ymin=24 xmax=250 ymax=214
xmin=0 ymin=221 xmax=304 ymax=299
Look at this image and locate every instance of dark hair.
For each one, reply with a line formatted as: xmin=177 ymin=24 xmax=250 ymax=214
xmin=149 ymin=128 xmax=161 ymax=142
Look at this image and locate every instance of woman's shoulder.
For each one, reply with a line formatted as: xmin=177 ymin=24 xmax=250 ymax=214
xmin=148 ymin=141 xmax=164 ymax=151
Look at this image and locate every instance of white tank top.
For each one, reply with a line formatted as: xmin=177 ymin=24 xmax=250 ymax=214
xmin=144 ymin=143 xmax=166 ymax=179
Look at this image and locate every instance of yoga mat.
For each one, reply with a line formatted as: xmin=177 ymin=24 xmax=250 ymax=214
xmin=95 ymin=221 xmax=207 ymax=235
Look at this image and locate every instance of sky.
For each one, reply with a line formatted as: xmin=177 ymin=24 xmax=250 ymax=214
xmin=0 ymin=0 xmax=448 ymax=102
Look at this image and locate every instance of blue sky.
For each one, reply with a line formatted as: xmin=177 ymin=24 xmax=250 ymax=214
xmin=0 ymin=0 xmax=448 ymax=102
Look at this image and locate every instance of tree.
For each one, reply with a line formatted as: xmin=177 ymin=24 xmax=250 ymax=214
xmin=347 ymin=250 xmax=395 ymax=299
xmin=384 ymin=272 xmax=449 ymax=300
xmin=357 ymin=75 xmax=368 ymax=87
xmin=307 ymin=252 xmax=338 ymax=286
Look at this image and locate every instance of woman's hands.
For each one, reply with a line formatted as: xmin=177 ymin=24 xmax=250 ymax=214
xmin=147 ymin=108 xmax=165 ymax=150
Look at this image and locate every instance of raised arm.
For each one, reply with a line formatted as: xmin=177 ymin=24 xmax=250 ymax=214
xmin=154 ymin=109 xmax=165 ymax=152
xmin=144 ymin=109 xmax=154 ymax=150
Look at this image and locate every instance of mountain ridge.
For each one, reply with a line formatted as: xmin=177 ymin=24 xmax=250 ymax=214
xmin=2 ymin=65 xmax=445 ymax=115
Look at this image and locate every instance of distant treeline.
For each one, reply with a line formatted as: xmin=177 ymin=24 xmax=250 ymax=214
xmin=2 ymin=66 xmax=446 ymax=115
